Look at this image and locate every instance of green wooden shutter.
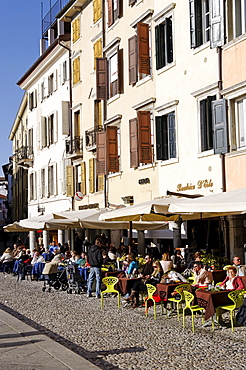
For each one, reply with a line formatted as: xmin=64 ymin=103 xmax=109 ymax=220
xmin=155 ymin=116 xmax=164 ymax=160
xmin=168 ymin=113 xmax=176 ymax=158
xmin=212 ymin=99 xmax=228 ymax=154
xmin=166 ymin=17 xmax=173 ymax=64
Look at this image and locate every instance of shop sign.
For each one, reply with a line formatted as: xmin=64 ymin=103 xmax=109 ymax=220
xmin=177 ymin=179 xmax=213 ymax=192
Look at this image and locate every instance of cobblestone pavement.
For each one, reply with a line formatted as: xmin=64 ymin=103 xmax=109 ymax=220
xmin=0 ymin=273 xmax=245 ymax=370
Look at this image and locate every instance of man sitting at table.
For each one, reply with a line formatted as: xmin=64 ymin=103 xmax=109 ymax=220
xmin=193 ymin=262 xmax=211 ymax=285
xmin=232 ymin=256 xmax=246 ymax=276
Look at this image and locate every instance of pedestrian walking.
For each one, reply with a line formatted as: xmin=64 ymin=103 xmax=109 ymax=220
xmin=87 ymin=238 xmax=103 ymax=298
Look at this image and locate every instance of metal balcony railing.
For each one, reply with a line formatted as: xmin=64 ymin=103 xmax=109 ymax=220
xmin=66 ymin=136 xmax=83 ymax=155
xmin=14 ymin=147 xmax=33 ymax=163
xmin=42 ymin=0 xmax=71 ymax=35
xmin=85 ymin=125 xmax=103 ymax=149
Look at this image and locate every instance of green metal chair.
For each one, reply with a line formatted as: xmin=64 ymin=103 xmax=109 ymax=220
xmin=182 ymin=291 xmax=206 ymax=332
xmin=216 ymin=289 xmax=245 ymax=332
xmin=167 ymin=284 xmax=191 ymax=321
xmin=223 ymin=265 xmax=232 ymax=271
xmin=101 ymin=277 xmax=120 ymax=309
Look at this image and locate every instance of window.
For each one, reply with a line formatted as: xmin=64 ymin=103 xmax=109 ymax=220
xmin=29 ymin=90 xmax=37 ymax=111
xmin=72 ymin=17 xmax=80 ymax=43
xmin=75 ymin=164 xmax=81 ymax=192
xmin=96 ymin=126 xmax=120 ymax=174
xmin=41 ymin=112 xmax=57 ymax=149
xmin=73 ymin=57 xmax=80 ymax=85
xmin=200 ymin=95 xmax=216 ymax=151
xmin=29 ymin=172 xmax=35 ymax=201
xmin=63 ymin=60 xmax=68 ymax=83
xmin=66 ymin=165 xmax=74 ymax=197
xmin=48 ymin=70 xmax=57 ymax=95
xmin=155 ymin=16 xmax=173 ymax=70
xmin=190 ymin=0 xmax=210 ymax=47
xmin=93 ymin=0 xmax=102 ymax=23
xmin=108 ymin=0 xmax=121 ymax=27
xmin=155 ymin=113 xmax=176 ymax=160
xmin=129 ymin=22 xmax=151 ymax=84
xmin=235 ymin=98 xmax=246 ymax=148
xmin=88 ymin=157 xmax=104 ymax=192
xmin=227 ymin=0 xmax=246 ymax=40
xmin=95 ymin=100 xmax=102 ymax=128
xmin=28 ymin=128 xmax=33 ymax=155
xmin=129 ymin=111 xmax=152 ymax=167
xmin=96 ymin=48 xmax=123 ymax=99
xmin=94 ymin=39 xmax=102 ymax=70
xmin=74 ymin=111 xmax=81 ymax=137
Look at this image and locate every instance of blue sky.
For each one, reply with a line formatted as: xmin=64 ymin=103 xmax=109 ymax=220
xmin=0 ymin=1 xmax=53 ymax=175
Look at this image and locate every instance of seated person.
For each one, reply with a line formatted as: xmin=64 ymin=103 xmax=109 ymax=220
xmin=102 ymin=250 xmax=109 ymax=265
xmin=232 ymin=256 xmax=246 ymax=276
xmin=125 ymin=253 xmax=138 ymax=277
xmin=69 ymin=250 xmax=80 ymax=263
xmin=192 ymin=261 xmax=211 ymax=285
xmin=160 ymin=252 xmax=173 ymax=273
xmin=171 ymin=250 xmax=185 ymax=268
xmin=219 ymin=266 xmax=244 ymax=290
xmin=76 ymin=252 xmax=87 ymax=267
xmin=31 ymin=251 xmax=45 ymax=265
xmin=0 ymin=247 xmax=15 ymax=265
xmin=108 ymin=245 xmax=117 ymax=261
xmin=187 ymin=251 xmax=202 ymax=270
xmin=42 ymin=247 xmax=54 ymax=262
xmin=125 ymin=261 xmax=163 ymax=308
xmin=161 ymin=270 xmax=188 ymax=284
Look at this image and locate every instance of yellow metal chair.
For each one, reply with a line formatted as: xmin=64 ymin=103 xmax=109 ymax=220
xmin=145 ymin=284 xmax=164 ymax=320
xmin=216 ymin=289 xmax=245 ymax=332
xmin=187 ymin=274 xmax=195 ymax=284
xmin=101 ymin=277 xmax=120 ymax=309
xmin=182 ymin=291 xmax=206 ymax=332
xmin=167 ymin=284 xmax=190 ymax=321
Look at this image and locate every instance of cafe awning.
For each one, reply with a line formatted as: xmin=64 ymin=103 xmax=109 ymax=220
xmin=168 ymin=188 xmax=246 ymax=215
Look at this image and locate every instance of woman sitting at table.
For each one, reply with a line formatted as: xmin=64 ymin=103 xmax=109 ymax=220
xmin=160 ymin=253 xmax=173 ymax=273
xmin=219 ymin=266 xmax=244 ymax=290
xmin=124 ymin=261 xmax=163 ymax=308
xmin=125 ymin=253 xmax=138 ymax=277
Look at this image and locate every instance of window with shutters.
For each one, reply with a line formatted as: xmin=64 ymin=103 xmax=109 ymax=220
xmin=155 ymin=112 xmax=176 ymax=161
xmin=108 ymin=0 xmax=121 ymax=28
xmin=41 ymin=112 xmax=57 ymax=149
xmin=73 ymin=57 xmax=80 ymax=85
xmin=199 ymin=95 xmax=216 ymax=151
xmin=48 ymin=165 xmax=54 ymax=197
xmin=94 ymin=38 xmax=102 ymax=70
xmin=48 ymin=70 xmax=57 ymax=95
xmin=29 ymin=90 xmax=37 ymax=111
xmin=155 ymin=16 xmax=173 ymax=70
xmin=96 ymin=46 xmax=123 ymax=100
xmin=128 ymin=22 xmax=151 ymax=84
xmin=62 ymin=60 xmax=68 ymax=84
xmin=93 ymin=0 xmax=102 ymax=23
xmin=72 ymin=17 xmax=80 ymax=43
xmin=41 ymin=168 xmax=45 ymax=198
xmin=190 ymin=0 xmax=210 ymax=48
xmin=89 ymin=157 xmax=104 ymax=193
xmin=129 ymin=111 xmax=153 ymax=168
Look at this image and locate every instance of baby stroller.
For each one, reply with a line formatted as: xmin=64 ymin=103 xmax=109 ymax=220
xmin=65 ymin=261 xmax=87 ymax=294
xmin=42 ymin=266 xmax=68 ymax=292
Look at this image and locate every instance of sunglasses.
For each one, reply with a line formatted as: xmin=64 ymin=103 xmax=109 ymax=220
xmin=153 ymin=266 xmax=157 ymax=268
xmin=193 ymin=265 xmax=198 ymax=268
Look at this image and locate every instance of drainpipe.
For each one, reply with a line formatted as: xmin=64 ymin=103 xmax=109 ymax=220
xmin=102 ymin=0 xmax=108 ymax=208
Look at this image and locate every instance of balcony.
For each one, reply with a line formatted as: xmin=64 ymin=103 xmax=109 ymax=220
xmin=14 ymin=147 xmax=33 ymax=167
xmin=42 ymin=0 xmax=71 ymax=35
xmin=85 ymin=126 xmax=103 ymax=150
xmin=66 ymin=136 xmax=83 ymax=158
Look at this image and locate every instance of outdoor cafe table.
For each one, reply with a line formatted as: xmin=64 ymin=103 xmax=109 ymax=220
xmin=156 ymin=283 xmax=182 ymax=302
xmin=195 ymin=289 xmax=232 ymax=321
xmin=118 ymin=277 xmax=141 ymax=295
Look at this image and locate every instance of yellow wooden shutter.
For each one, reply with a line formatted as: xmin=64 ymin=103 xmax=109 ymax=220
xmin=89 ymin=158 xmax=95 ymax=193
xmin=94 ymin=39 xmax=102 ymax=69
xmin=73 ymin=57 xmax=80 ymax=85
xmin=93 ymin=0 xmax=102 ymax=23
xmin=72 ymin=18 xmax=80 ymax=43
xmin=80 ymin=162 xmax=86 ymax=195
xmin=98 ymin=174 xmax=104 ymax=191
xmin=66 ymin=165 xmax=74 ymax=197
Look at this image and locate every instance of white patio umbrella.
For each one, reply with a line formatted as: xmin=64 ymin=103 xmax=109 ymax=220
xmin=168 ymin=188 xmax=246 ymax=215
